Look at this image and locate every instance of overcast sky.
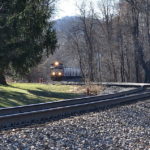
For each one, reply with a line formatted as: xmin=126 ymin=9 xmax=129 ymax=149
xmin=54 ymin=0 xmax=102 ymax=19
xmin=54 ymin=0 xmax=80 ymax=19
xmin=54 ymin=0 xmax=119 ymax=19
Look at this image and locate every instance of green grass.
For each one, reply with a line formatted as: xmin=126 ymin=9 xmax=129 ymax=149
xmin=0 ymin=83 xmax=82 ymax=108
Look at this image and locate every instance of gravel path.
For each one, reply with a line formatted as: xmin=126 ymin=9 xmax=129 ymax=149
xmin=0 ymin=98 xmax=150 ymax=150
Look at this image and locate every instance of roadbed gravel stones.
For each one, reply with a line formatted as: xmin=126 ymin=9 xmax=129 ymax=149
xmin=0 ymin=96 xmax=149 ymax=149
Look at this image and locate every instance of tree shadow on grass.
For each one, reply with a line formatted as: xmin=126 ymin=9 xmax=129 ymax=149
xmin=0 ymin=88 xmax=81 ymax=108
xmin=0 ymin=91 xmax=44 ymax=108
xmin=9 ymin=85 xmax=81 ymax=99
xmin=28 ymin=88 xmax=80 ymax=99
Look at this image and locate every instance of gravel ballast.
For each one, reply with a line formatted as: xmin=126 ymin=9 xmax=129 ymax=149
xmin=0 ymin=88 xmax=150 ymax=150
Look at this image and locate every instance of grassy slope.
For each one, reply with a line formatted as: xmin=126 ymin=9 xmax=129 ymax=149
xmin=0 ymin=83 xmax=82 ymax=108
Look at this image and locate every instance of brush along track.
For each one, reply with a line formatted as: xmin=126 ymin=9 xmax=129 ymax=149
xmin=0 ymin=87 xmax=150 ymax=130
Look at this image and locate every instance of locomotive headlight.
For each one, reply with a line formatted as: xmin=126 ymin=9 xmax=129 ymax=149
xmin=52 ymin=72 xmax=56 ymax=76
xmin=58 ymin=72 xmax=62 ymax=76
xmin=54 ymin=61 xmax=59 ymax=66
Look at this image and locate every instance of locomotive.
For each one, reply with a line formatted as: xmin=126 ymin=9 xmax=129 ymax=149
xmin=50 ymin=61 xmax=82 ymax=81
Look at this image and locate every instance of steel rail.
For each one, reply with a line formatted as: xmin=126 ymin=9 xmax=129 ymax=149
xmin=52 ymin=81 xmax=150 ymax=87
xmin=0 ymin=87 xmax=143 ymax=116
xmin=0 ymin=87 xmax=150 ymax=130
xmin=0 ymin=90 xmax=150 ymax=130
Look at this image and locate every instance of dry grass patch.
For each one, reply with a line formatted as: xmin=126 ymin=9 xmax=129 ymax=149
xmin=69 ymin=85 xmax=105 ymax=96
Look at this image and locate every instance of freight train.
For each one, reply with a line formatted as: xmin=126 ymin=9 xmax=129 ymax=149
xmin=50 ymin=61 xmax=82 ymax=81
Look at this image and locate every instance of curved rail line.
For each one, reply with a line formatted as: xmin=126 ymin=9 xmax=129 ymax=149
xmin=0 ymin=87 xmax=150 ymax=130
xmin=52 ymin=81 xmax=150 ymax=87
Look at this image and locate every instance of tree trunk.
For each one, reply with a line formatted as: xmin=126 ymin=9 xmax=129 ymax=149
xmin=130 ymin=7 xmax=147 ymax=82
xmin=0 ymin=72 xmax=7 ymax=85
xmin=144 ymin=61 xmax=150 ymax=83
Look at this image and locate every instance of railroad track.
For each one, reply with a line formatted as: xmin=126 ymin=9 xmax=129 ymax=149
xmin=0 ymin=87 xmax=150 ymax=130
xmin=51 ymin=81 xmax=150 ymax=87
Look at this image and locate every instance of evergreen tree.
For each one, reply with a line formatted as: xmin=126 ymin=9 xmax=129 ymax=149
xmin=0 ymin=0 xmax=57 ymax=85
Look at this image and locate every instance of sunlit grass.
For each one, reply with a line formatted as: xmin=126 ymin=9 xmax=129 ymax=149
xmin=0 ymin=83 xmax=83 ymax=108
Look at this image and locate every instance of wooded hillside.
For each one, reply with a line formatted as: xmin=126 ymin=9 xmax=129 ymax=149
xmin=18 ymin=0 xmax=150 ymax=83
